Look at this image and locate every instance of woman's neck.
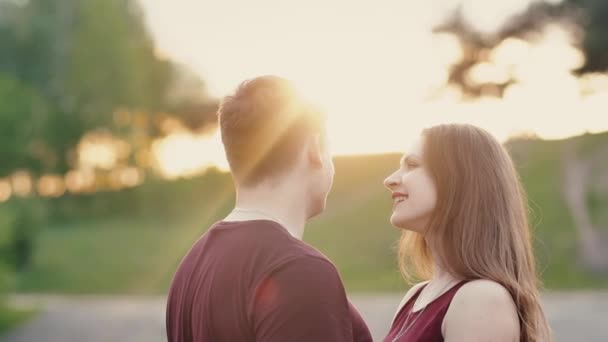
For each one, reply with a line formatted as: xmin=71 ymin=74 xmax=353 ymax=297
xmin=429 ymin=257 xmax=461 ymax=286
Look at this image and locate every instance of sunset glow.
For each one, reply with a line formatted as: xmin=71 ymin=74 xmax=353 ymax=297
xmin=136 ymin=0 xmax=608 ymax=177
xmin=152 ymin=130 xmax=229 ymax=179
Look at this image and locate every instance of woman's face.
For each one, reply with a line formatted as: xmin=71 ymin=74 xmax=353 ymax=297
xmin=383 ymin=136 xmax=437 ymax=233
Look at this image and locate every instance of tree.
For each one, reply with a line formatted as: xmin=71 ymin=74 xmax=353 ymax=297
xmin=0 ymin=0 xmax=217 ymax=174
xmin=435 ymin=0 xmax=608 ymax=274
xmin=0 ymin=75 xmax=53 ymax=176
xmin=435 ymin=0 xmax=608 ymax=97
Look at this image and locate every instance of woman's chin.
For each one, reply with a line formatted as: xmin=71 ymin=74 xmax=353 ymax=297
xmin=390 ymin=215 xmax=407 ymax=229
xmin=391 ymin=216 xmax=424 ymax=233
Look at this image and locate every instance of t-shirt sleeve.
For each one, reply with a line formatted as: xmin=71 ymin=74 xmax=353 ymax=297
xmin=250 ymin=256 xmax=354 ymax=342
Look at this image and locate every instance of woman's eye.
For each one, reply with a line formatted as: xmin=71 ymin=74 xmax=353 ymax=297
xmin=407 ymin=161 xmax=418 ymax=169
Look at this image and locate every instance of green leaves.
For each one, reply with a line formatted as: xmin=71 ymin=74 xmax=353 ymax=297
xmin=0 ymin=0 xmax=215 ymax=175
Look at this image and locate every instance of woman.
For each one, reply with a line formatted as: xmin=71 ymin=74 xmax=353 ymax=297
xmin=383 ymin=124 xmax=552 ymax=342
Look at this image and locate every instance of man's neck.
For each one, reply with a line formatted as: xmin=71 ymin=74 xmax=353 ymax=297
xmin=225 ymin=184 xmax=308 ymax=239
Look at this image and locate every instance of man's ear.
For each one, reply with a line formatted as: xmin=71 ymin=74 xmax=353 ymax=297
xmin=307 ymin=134 xmax=323 ymax=168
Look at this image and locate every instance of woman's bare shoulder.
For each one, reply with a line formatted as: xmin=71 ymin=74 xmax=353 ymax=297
xmin=443 ymin=279 xmax=520 ymax=341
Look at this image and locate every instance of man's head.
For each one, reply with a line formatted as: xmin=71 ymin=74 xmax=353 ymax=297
xmin=218 ymin=75 xmax=334 ymax=218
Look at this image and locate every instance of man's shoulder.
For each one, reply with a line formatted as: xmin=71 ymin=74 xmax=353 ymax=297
xmin=225 ymin=220 xmax=334 ymax=262
xmin=286 ymin=237 xmax=332 ymax=261
xmin=266 ymin=236 xmax=339 ymax=278
xmin=208 ymin=220 xmax=340 ymax=276
xmin=254 ymin=253 xmax=347 ymax=306
xmin=252 ymin=229 xmax=343 ymax=289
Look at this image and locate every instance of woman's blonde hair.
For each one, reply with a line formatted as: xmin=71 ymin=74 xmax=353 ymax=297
xmin=399 ymin=124 xmax=552 ymax=341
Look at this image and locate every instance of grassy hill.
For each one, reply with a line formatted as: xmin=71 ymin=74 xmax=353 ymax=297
xmin=14 ymin=131 xmax=608 ymax=294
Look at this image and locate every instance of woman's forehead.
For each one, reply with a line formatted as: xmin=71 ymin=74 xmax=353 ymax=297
xmin=402 ymin=137 xmax=424 ymax=158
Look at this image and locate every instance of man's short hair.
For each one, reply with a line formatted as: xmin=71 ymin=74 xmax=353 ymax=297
xmin=218 ymin=76 xmax=325 ymax=185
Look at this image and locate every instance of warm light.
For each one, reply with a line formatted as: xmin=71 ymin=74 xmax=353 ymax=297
xmin=11 ymin=171 xmax=32 ymax=197
xmin=152 ymin=130 xmax=229 ymax=179
xmin=580 ymin=73 xmax=608 ymax=95
xmin=580 ymin=92 xmax=608 ymax=135
xmin=467 ymin=62 xmax=510 ymax=85
xmin=132 ymin=111 xmax=149 ymax=128
xmin=154 ymin=46 xmax=171 ymax=61
xmin=78 ymin=131 xmax=131 ymax=170
xmin=78 ymin=136 xmax=118 ymax=170
xmin=135 ymin=150 xmax=154 ymax=168
xmin=37 ymin=175 xmax=66 ymax=198
xmin=432 ymin=85 xmax=463 ymax=103
xmin=433 ymin=33 xmax=464 ymax=67
xmin=138 ymin=0 xmax=608 ymax=159
xmin=491 ymin=38 xmax=532 ymax=69
xmin=511 ymin=25 xmax=585 ymax=83
xmin=0 ymin=179 xmax=12 ymax=202
xmin=462 ymin=0 xmax=533 ymax=33
xmin=109 ymin=167 xmax=144 ymax=189
xmin=65 ymin=169 xmax=96 ymax=193
xmin=160 ymin=117 xmax=185 ymax=134
xmin=120 ymin=167 xmax=144 ymax=187
xmin=542 ymin=25 xmax=585 ymax=71
xmin=113 ymin=109 xmax=132 ymax=127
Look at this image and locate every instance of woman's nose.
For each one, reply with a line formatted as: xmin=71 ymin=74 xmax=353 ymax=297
xmin=384 ymin=173 xmax=399 ymax=189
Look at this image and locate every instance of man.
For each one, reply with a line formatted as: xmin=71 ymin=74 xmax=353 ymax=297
xmin=166 ymin=76 xmax=372 ymax=342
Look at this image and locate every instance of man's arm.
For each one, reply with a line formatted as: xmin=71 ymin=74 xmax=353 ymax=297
xmin=251 ymin=256 xmax=353 ymax=342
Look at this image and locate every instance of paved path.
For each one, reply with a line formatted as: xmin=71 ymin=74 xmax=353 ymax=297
xmin=2 ymin=292 xmax=607 ymax=341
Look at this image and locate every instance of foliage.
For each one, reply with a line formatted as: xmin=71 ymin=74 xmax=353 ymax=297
xmin=15 ymin=133 xmax=608 ymax=293
xmin=0 ymin=0 xmax=217 ymax=174
xmin=436 ymin=0 xmax=608 ymax=97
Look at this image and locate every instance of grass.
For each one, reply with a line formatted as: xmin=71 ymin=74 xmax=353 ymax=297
xmin=14 ymin=132 xmax=608 ymax=294
xmin=0 ymin=305 xmax=36 ymax=334
xmin=512 ymin=137 xmax=608 ymax=288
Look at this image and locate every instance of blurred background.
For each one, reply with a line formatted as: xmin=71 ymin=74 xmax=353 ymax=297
xmin=0 ymin=0 xmax=607 ymax=341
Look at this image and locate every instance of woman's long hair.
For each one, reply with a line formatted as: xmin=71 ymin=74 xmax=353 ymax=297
xmin=398 ymin=124 xmax=552 ymax=341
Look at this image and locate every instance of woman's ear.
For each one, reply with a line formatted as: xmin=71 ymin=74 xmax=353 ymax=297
xmin=306 ymin=134 xmax=323 ymax=168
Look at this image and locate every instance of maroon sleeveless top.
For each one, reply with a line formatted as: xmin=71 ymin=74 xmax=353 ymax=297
xmin=384 ymin=281 xmax=468 ymax=342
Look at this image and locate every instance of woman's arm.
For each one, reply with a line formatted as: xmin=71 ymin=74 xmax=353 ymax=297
xmin=443 ymin=279 xmax=520 ymax=342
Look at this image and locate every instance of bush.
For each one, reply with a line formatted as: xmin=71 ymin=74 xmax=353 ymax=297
xmin=0 ymin=198 xmax=44 ymax=332
xmin=0 ymin=199 xmax=45 ymax=272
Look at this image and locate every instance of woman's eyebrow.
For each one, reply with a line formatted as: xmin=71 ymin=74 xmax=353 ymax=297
xmin=401 ymin=155 xmax=420 ymax=166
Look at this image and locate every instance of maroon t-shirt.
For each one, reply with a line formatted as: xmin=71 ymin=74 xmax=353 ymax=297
xmin=166 ymin=219 xmax=372 ymax=342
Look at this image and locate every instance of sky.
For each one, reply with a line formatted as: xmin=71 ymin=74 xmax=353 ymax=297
xmin=136 ymin=0 xmax=608 ymax=176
